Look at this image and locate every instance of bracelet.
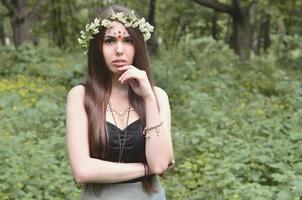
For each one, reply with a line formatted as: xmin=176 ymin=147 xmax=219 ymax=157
xmin=144 ymin=163 xmax=151 ymax=176
xmin=147 ymin=165 xmax=152 ymax=176
xmin=143 ymin=163 xmax=152 ymax=177
xmin=143 ymin=121 xmax=163 ymax=140
xmin=143 ymin=163 xmax=146 ymax=177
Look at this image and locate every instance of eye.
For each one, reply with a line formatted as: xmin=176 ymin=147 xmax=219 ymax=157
xmin=124 ymin=38 xmax=133 ymax=44
xmin=104 ymin=38 xmax=115 ymax=44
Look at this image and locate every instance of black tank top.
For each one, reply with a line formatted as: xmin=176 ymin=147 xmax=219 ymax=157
xmin=106 ymin=119 xmax=146 ymax=163
xmin=78 ymin=83 xmax=146 ymax=163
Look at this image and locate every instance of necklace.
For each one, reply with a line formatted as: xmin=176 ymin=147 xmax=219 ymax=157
xmin=108 ymin=102 xmax=131 ymax=163
xmin=107 ymin=106 xmax=135 ymax=117
xmin=107 ymin=105 xmax=134 ymax=123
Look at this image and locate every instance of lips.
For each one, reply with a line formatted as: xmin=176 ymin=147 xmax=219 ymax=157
xmin=112 ymin=59 xmax=127 ymax=67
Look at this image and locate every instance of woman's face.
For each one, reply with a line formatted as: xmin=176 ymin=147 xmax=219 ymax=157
xmin=102 ymin=21 xmax=135 ymax=74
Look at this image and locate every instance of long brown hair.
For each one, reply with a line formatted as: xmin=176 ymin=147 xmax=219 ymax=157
xmin=82 ymin=5 xmax=156 ymax=190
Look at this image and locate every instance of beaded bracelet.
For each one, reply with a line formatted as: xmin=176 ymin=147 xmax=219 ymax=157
xmin=143 ymin=163 xmax=151 ymax=177
xmin=143 ymin=121 xmax=163 ymax=140
xmin=146 ymin=164 xmax=151 ymax=176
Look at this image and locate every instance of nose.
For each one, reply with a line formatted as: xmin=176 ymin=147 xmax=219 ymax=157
xmin=115 ymin=41 xmax=124 ymax=56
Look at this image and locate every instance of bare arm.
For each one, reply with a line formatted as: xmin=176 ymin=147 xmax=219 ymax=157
xmin=144 ymin=87 xmax=174 ymax=174
xmin=115 ymin=65 xmax=175 ymax=175
xmin=66 ymin=85 xmax=145 ymax=184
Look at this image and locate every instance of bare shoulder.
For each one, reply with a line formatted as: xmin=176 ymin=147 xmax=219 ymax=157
xmin=153 ymin=86 xmax=171 ymax=125
xmin=153 ymin=86 xmax=170 ymax=111
xmin=66 ymin=85 xmax=86 ymax=121
xmin=153 ymin=86 xmax=169 ymax=100
xmin=67 ymin=85 xmax=85 ymax=101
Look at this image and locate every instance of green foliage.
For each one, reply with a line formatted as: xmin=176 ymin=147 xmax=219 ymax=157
xmin=0 ymin=43 xmax=85 ymax=86
xmin=1 ymin=35 xmax=302 ymax=199
xmin=156 ymin=0 xmax=215 ymax=49
xmin=153 ymin=37 xmax=302 ymax=199
xmin=270 ymin=34 xmax=302 ymax=70
xmin=0 ymin=44 xmax=84 ymax=199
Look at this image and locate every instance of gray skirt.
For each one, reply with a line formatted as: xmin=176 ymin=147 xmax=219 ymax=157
xmin=80 ymin=176 xmax=166 ymax=200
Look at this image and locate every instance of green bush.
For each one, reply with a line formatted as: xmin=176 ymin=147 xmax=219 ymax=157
xmin=0 ymin=44 xmax=82 ymax=199
xmin=1 ymin=36 xmax=302 ymax=199
xmin=0 ymin=43 xmax=85 ymax=86
xmin=154 ymin=37 xmax=302 ymax=200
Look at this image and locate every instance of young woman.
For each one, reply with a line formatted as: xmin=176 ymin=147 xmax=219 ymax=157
xmin=66 ymin=5 xmax=174 ymax=199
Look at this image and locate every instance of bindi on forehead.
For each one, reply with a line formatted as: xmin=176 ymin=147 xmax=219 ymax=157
xmin=105 ymin=22 xmax=129 ymax=38
xmin=105 ymin=30 xmax=129 ymax=39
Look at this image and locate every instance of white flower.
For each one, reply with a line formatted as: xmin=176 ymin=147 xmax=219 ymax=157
xmin=138 ymin=18 xmax=145 ymax=24
xmin=101 ymin=19 xmax=111 ymax=27
xmin=78 ymin=11 xmax=154 ymax=53
xmin=93 ymin=18 xmax=100 ymax=25
xmin=92 ymin=28 xmax=99 ymax=34
xmin=124 ymin=22 xmax=132 ymax=27
xmin=78 ymin=38 xmax=83 ymax=44
xmin=116 ymin=12 xmax=124 ymax=19
xmin=85 ymin=24 xmax=90 ymax=31
xmin=144 ymin=32 xmax=151 ymax=41
xmin=139 ymin=25 xmax=147 ymax=32
xmin=132 ymin=21 xmax=140 ymax=28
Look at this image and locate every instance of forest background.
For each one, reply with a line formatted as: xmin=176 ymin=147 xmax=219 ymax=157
xmin=0 ymin=0 xmax=302 ymax=199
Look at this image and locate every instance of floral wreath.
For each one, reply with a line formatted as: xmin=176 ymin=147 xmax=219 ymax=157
xmin=78 ymin=11 xmax=154 ymax=54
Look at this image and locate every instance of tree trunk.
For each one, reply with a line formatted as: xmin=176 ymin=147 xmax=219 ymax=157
xmin=230 ymin=7 xmax=252 ymax=60
xmin=192 ymin=0 xmax=255 ymax=60
xmin=255 ymin=13 xmax=270 ymax=55
xmin=11 ymin=11 xmax=30 ymax=47
xmin=211 ymin=11 xmax=219 ymax=40
xmin=51 ymin=0 xmax=66 ymax=48
xmin=147 ymin=0 xmax=158 ymax=54
xmin=262 ymin=14 xmax=270 ymax=52
xmin=0 ymin=14 xmax=6 ymax=45
xmin=1 ymin=0 xmax=42 ymax=47
xmin=224 ymin=16 xmax=232 ymax=44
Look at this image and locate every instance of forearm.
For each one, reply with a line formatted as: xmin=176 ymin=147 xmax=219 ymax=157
xmin=71 ymin=158 xmax=145 ymax=184
xmin=144 ymin=95 xmax=173 ymax=174
xmin=66 ymin=85 xmax=147 ymax=184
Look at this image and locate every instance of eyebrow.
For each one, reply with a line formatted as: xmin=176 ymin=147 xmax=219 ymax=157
xmin=104 ymin=35 xmax=132 ymax=39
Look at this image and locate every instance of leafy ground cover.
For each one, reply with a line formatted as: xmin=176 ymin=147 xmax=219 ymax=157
xmin=0 ymin=38 xmax=301 ymax=199
xmin=154 ymin=37 xmax=302 ymax=200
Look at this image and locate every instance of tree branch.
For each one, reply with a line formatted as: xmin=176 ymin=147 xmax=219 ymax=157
xmin=1 ymin=0 xmax=17 ymax=13
xmin=248 ymin=0 xmax=257 ymax=10
xmin=0 ymin=11 xmax=11 ymax=18
xmin=192 ymin=0 xmax=234 ymax=14
xmin=20 ymin=0 xmax=28 ymax=8
xmin=26 ymin=0 xmax=42 ymax=19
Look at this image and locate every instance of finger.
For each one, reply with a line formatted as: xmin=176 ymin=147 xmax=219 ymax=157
xmin=118 ymin=70 xmax=129 ymax=81
xmin=120 ymin=72 xmax=134 ymax=84
xmin=119 ymin=71 xmax=131 ymax=84
xmin=119 ymin=68 xmax=139 ymax=82
xmin=118 ymin=65 xmax=136 ymax=71
xmin=120 ymin=70 xmax=140 ymax=84
xmin=119 ymin=68 xmax=135 ymax=82
xmin=128 ymin=79 xmax=138 ymax=88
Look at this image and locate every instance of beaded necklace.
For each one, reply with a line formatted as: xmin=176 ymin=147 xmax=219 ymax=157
xmin=108 ymin=102 xmax=131 ymax=163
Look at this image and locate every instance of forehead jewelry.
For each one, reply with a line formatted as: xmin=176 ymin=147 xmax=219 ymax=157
xmin=78 ymin=11 xmax=154 ymax=54
xmin=113 ymin=31 xmax=127 ymax=39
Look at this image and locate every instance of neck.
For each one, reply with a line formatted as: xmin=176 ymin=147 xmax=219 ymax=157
xmin=111 ymin=75 xmax=129 ymax=96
